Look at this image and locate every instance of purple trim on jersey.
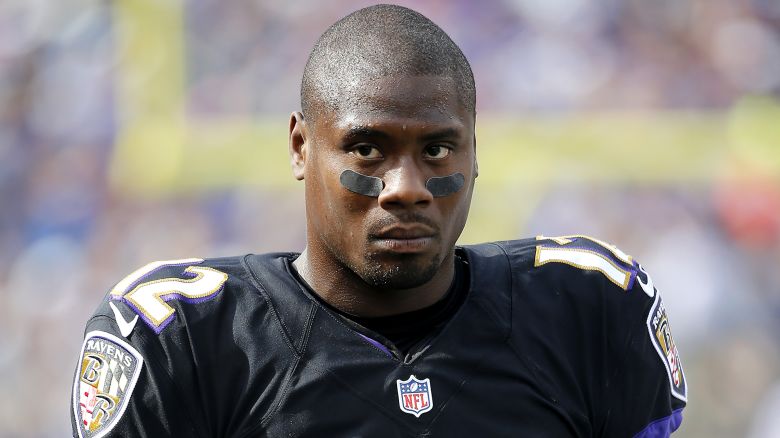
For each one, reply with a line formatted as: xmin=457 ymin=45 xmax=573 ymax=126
xmin=108 ymin=261 xmax=225 ymax=334
xmin=626 ymin=266 xmax=638 ymax=290
xmin=123 ymin=284 xmax=225 ymax=334
xmin=633 ymin=408 xmax=684 ymax=438
xmin=358 ymin=333 xmax=393 ymax=358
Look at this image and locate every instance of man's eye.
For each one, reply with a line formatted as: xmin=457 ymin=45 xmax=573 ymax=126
xmin=352 ymin=145 xmax=383 ymax=159
xmin=424 ymin=145 xmax=451 ymax=159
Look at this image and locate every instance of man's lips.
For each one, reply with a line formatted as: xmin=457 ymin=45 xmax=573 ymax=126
xmin=373 ymin=225 xmax=435 ymax=239
xmin=370 ymin=225 xmax=436 ymax=253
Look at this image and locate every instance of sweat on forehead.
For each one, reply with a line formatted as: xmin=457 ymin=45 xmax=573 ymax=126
xmin=300 ymin=4 xmax=475 ymax=121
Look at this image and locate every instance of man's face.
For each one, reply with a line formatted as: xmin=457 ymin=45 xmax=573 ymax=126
xmin=293 ymin=75 xmax=476 ymax=290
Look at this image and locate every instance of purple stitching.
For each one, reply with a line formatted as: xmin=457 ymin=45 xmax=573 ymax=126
xmin=358 ymin=333 xmax=393 ymax=358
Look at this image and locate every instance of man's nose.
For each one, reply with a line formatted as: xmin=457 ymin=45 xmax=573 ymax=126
xmin=377 ymin=159 xmax=433 ymax=209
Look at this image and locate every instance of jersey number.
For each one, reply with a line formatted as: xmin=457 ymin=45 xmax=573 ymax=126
xmin=110 ymin=258 xmax=228 ymax=333
xmin=534 ymin=235 xmax=642 ymax=291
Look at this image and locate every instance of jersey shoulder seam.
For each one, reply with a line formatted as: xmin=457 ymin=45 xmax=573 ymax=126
xmin=241 ymin=254 xmax=302 ymax=357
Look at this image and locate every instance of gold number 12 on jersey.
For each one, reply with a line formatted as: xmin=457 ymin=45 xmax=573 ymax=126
xmin=109 ymin=258 xmax=228 ymax=334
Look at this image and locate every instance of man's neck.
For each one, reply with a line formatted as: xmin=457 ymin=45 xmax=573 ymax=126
xmin=293 ymin=248 xmax=455 ymax=318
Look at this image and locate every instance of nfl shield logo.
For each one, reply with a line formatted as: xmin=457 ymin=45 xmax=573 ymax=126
xmin=396 ymin=375 xmax=433 ymax=417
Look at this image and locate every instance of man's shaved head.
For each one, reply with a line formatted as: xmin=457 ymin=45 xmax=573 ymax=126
xmin=300 ymin=4 xmax=475 ymax=122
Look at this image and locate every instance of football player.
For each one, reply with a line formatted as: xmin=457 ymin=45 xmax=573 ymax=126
xmin=72 ymin=4 xmax=687 ymax=437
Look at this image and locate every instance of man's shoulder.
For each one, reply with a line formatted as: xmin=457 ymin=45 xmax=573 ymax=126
xmin=462 ymin=235 xmax=661 ymax=327
xmin=83 ymin=253 xmax=300 ymax=340
xmin=72 ymin=253 xmax=302 ymax=436
xmin=77 ymin=252 xmax=302 ymax=377
xmin=469 ymin=236 xmax=688 ymax=431
xmin=471 ymin=235 xmax=652 ymax=297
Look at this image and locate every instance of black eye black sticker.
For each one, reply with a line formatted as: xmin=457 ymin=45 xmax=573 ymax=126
xmin=340 ymin=170 xmax=465 ymax=198
xmin=426 ymin=173 xmax=464 ymax=198
xmin=340 ymin=170 xmax=384 ymax=197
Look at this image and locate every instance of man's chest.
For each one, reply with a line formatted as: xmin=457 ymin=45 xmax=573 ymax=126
xmin=246 ymin=340 xmax=589 ymax=438
xmin=208 ymin=302 xmax=590 ymax=438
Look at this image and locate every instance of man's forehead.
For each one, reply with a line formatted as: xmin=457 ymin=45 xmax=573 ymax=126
xmin=331 ymin=112 xmax=467 ymax=138
xmin=352 ymin=74 xmax=455 ymax=104
xmin=313 ymin=74 xmax=471 ymax=130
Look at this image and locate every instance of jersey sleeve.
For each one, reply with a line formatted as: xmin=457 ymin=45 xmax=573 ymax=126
xmin=71 ymin=313 xmax=204 ymax=438
xmin=603 ymin=264 xmax=687 ymax=437
xmin=528 ymin=235 xmax=687 ymax=437
xmin=70 ymin=258 xmax=224 ymax=437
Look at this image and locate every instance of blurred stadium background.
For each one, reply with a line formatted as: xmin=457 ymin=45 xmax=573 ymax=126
xmin=1 ymin=0 xmax=780 ymax=435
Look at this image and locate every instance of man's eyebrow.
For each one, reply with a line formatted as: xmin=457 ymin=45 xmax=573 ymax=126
xmin=342 ymin=126 xmax=391 ymax=140
xmin=418 ymin=127 xmax=462 ymax=142
xmin=340 ymin=125 xmax=463 ymax=142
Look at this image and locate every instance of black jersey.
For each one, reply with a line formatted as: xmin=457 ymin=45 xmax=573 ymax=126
xmin=71 ymin=237 xmax=687 ymax=437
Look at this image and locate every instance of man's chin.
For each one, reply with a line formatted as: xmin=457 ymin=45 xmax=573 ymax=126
xmin=359 ymin=257 xmax=440 ymax=290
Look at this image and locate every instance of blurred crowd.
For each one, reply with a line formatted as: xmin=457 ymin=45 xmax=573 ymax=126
xmin=1 ymin=0 xmax=779 ymax=436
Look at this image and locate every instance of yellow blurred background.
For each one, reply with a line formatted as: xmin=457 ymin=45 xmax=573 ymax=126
xmin=1 ymin=0 xmax=779 ymax=436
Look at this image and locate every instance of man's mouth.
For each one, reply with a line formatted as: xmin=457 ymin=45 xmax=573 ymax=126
xmin=370 ymin=225 xmax=436 ymax=253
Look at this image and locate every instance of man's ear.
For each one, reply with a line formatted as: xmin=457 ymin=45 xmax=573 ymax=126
xmin=289 ymin=111 xmax=307 ymax=181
